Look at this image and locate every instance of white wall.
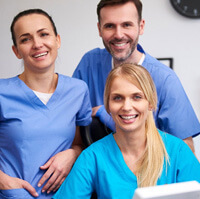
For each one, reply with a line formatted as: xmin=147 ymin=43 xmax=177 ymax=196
xmin=0 ymin=0 xmax=199 ymax=159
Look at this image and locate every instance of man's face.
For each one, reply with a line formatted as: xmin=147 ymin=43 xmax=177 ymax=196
xmin=98 ymin=2 xmax=144 ymax=64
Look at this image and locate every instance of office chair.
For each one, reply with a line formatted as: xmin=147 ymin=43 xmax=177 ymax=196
xmin=80 ymin=116 xmax=112 ymax=147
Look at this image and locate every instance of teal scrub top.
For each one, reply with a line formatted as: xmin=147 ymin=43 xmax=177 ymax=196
xmin=53 ymin=131 xmax=200 ymax=199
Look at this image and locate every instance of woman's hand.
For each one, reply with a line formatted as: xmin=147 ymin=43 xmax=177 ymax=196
xmin=92 ymin=105 xmax=102 ymax=116
xmin=38 ymin=126 xmax=83 ymax=194
xmin=0 ymin=171 xmax=38 ymax=197
xmin=37 ymin=148 xmax=78 ymax=194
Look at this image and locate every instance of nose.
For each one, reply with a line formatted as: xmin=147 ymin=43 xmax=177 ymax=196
xmin=114 ymin=26 xmax=124 ymax=40
xmin=122 ymin=99 xmax=132 ymax=112
xmin=32 ymin=37 xmax=43 ymax=49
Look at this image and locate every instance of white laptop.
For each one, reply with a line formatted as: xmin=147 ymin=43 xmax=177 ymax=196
xmin=133 ymin=181 xmax=200 ymax=199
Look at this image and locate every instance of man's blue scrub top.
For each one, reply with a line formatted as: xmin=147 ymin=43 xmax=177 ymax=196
xmin=73 ymin=45 xmax=200 ymax=139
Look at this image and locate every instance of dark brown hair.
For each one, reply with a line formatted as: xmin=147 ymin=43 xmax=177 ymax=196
xmin=97 ymin=0 xmax=142 ymax=23
xmin=10 ymin=9 xmax=58 ymax=46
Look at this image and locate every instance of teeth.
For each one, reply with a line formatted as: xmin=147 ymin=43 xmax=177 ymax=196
xmin=114 ymin=43 xmax=126 ymax=47
xmin=34 ymin=52 xmax=47 ymax=58
xmin=121 ymin=115 xmax=137 ymax=120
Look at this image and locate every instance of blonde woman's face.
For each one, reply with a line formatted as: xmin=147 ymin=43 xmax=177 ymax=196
xmin=109 ymin=76 xmax=150 ymax=134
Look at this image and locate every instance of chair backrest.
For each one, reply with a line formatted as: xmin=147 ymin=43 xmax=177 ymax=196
xmin=80 ymin=117 xmax=112 ymax=146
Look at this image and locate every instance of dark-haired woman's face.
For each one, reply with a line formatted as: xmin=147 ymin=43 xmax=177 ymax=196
xmin=12 ymin=14 xmax=60 ymax=73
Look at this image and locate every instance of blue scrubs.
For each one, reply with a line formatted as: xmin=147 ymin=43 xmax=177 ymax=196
xmin=73 ymin=45 xmax=200 ymax=139
xmin=53 ymin=131 xmax=200 ymax=199
xmin=0 ymin=74 xmax=92 ymax=199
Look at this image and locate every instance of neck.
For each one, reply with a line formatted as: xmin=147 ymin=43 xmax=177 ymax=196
xmin=113 ymin=49 xmax=143 ymax=67
xmin=114 ymin=129 xmax=146 ymax=173
xmin=19 ymin=71 xmax=58 ymax=93
xmin=114 ymin=128 xmax=146 ymax=157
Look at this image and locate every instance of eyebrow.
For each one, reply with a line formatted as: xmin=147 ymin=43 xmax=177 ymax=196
xmin=110 ymin=91 xmax=144 ymax=97
xmin=103 ymin=21 xmax=134 ymax=26
xmin=19 ymin=28 xmax=48 ymax=38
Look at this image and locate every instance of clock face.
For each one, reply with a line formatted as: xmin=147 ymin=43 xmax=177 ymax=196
xmin=170 ymin=0 xmax=200 ymax=18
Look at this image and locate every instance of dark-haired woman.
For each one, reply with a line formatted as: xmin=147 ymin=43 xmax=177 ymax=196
xmin=0 ymin=9 xmax=92 ymax=199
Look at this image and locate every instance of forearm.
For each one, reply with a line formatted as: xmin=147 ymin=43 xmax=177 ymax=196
xmin=71 ymin=126 xmax=85 ymax=156
xmin=0 ymin=170 xmax=10 ymax=189
xmin=71 ymin=144 xmax=83 ymax=158
xmin=96 ymin=105 xmax=115 ymax=131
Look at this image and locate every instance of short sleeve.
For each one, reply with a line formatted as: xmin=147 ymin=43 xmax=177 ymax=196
xmin=155 ymin=72 xmax=200 ymax=139
xmin=76 ymin=82 xmax=92 ymax=126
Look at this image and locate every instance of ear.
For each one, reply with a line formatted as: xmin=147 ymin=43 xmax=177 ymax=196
xmin=12 ymin=45 xmax=22 ymax=59
xmin=139 ymin=19 xmax=145 ymax=36
xmin=148 ymin=104 xmax=153 ymax=111
xmin=97 ymin=22 xmax=102 ymax=37
xmin=56 ymin=34 xmax=61 ymax=49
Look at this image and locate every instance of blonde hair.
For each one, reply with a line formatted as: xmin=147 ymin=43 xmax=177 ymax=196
xmin=104 ymin=63 xmax=169 ymax=187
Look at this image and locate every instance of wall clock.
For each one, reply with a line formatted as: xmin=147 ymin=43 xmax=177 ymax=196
xmin=170 ymin=0 xmax=200 ymax=18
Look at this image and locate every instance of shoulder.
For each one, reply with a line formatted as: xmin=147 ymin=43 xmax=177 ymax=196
xmin=79 ymin=48 xmax=111 ymax=66
xmin=144 ymin=53 xmax=175 ymax=77
xmin=57 ymin=74 xmax=90 ymax=100
xmin=81 ymin=134 xmax=114 ymax=157
xmin=0 ymin=76 xmax=18 ymax=92
xmin=58 ymin=74 xmax=88 ymax=89
xmin=138 ymin=44 xmax=176 ymax=80
xmin=83 ymin=48 xmax=110 ymax=58
xmin=138 ymin=44 xmax=176 ymax=78
xmin=73 ymin=48 xmax=112 ymax=78
xmin=72 ymin=134 xmax=113 ymax=171
xmin=159 ymin=130 xmax=183 ymax=146
xmin=0 ymin=76 xmax=17 ymax=84
xmin=142 ymin=52 xmax=185 ymax=97
xmin=159 ymin=130 xmax=191 ymax=155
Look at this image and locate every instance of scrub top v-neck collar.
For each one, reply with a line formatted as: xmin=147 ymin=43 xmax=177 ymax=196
xmin=110 ymin=133 xmax=137 ymax=182
xmin=15 ymin=73 xmax=64 ymax=110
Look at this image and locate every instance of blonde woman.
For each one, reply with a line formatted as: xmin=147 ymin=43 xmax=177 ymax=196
xmin=53 ymin=64 xmax=200 ymax=199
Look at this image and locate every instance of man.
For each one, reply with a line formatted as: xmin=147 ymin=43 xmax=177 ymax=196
xmin=73 ymin=0 xmax=200 ymax=152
